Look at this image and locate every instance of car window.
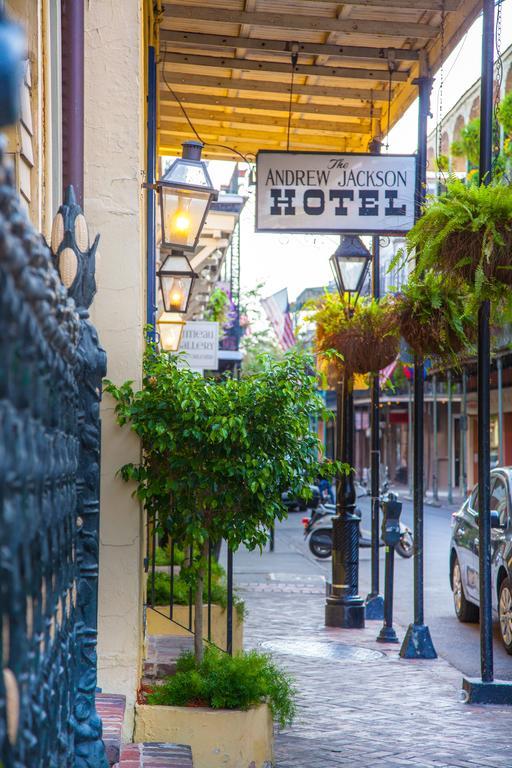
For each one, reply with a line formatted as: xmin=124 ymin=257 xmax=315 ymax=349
xmin=490 ymin=477 xmax=509 ymax=527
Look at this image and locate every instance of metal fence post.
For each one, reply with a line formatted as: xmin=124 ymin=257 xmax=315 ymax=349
xmin=52 ymin=187 xmax=108 ymax=767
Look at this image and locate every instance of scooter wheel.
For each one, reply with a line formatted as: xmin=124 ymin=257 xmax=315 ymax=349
xmin=309 ymin=531 xmax=332 ymax=559
xmin=395 ymin=531 xmax=414 ymax=558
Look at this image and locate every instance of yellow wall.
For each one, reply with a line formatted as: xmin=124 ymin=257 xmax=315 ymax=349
xmin=84 ymin=0 xmax=146 ymax=739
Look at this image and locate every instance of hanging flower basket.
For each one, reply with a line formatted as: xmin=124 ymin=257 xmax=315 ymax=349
xmin=314 ymin=294 xmax=400 ymax=377
xmin=397 ymin=270 xmax=476 ymax=361
xmin=404 ymin=180 xmax=512 ymax=293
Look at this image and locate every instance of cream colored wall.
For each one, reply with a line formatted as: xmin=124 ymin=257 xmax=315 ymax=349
xmin=84 ymin=0 xmax=145 ymax=740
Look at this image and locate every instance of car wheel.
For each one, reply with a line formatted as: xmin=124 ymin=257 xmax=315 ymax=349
xmin=452 ymin=556 xmax=479 ymax=623
xmin=498 ymin=577 xmax=512 ymax=655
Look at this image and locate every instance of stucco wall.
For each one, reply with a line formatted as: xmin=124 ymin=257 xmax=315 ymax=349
xmin=84 ymin=0 xmax=145 ymax=739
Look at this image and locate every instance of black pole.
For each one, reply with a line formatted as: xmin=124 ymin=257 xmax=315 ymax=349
xmin=226 ymin=546 xmax=233 ymax=655
xmin=400 ymin=69 xmax=437 ymax=660
xmin=377 ymin=547 xmax=398 ymax=644
xmin=61 ymin=0 xmax=84 ymax=207
xmin=462 ymin=0 xmax=512 ymax=705
xmin=366 ymin=233 xmax=384 ymax=620
xmin=326 ymin=367 xmax=365 ymax=628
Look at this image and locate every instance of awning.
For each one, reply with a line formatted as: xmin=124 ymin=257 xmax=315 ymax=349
xmin=158 ymin=0 xmax=482 ymax=160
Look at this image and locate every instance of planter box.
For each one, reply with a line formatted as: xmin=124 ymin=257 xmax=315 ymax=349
xmin=146 ymin=604 xmax=243 ymax=653
xmin=134 ymin=702 xmax=273 ymax=768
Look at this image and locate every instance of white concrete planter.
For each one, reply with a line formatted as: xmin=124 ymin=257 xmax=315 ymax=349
xmin=134 ymin=702 xmax=274 ymax=768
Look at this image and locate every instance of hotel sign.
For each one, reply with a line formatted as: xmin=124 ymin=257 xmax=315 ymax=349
xmin=256 ymin=151 xmax=417 ymax=235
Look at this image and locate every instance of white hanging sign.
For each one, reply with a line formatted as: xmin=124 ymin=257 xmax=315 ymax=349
xmin=178 ymin=321 xmax=219 ymax=371
xmin=256 ymin=151 xmax=417 ymax=235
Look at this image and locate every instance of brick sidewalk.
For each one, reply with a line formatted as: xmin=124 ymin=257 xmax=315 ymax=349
xmin=242 ymin=588 xmax=512 ymax=768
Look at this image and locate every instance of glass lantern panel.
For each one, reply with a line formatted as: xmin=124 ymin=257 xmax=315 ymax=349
xmin=164 ymin=158 xmax=212 ymax=189
xmin=161 ymin=187 xmax=209 ymax=250
xmin=158 ymin=315 xmax=185 ymax=352
xmin=336 ymin=257 xmax=367 ymax=293
xmin=160 ymin=273 xmax=193 ymax=313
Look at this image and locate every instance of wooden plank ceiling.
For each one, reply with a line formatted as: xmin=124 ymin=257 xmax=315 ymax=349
xmin=159 ymin=0 xmax=482 ymax=160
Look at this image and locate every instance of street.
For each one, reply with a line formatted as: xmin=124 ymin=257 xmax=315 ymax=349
xmin=234 ymin=493 xmax=512 ymax=682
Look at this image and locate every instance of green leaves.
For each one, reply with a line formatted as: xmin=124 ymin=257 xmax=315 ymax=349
xmin=104 ymin=349 xmax=339 ymax=552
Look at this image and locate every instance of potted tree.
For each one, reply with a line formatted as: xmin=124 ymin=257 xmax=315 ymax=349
xmin=105 ymin=349 xmax=340 ymax=768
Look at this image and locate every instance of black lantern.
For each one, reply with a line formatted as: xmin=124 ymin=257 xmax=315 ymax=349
xmin=330 ymin=235 xmax=371 ymax=300
xmin=157 ymin=312 xmax=186 ymax=352
xmin=157 ymin=253 xmax=197 ymax=314
xmin=158 ymin=140 xmax=218 ymax=252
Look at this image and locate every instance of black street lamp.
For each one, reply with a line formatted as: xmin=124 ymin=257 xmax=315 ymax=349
xmin=157 ymin=253 xmax=197 ymax=314
xmin=326 ymin=235 xmax=371 ymax=629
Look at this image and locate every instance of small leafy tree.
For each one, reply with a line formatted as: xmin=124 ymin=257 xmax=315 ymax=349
xmin=105 ymin=349 xmax=340 ymax=661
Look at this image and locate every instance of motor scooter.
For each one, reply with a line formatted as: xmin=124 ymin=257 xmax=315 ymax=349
xmin=302 ymin=495 xmax=414 ymax=560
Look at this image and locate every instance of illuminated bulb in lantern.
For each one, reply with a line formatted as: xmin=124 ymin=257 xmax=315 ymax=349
xmin=167 ymin=278 xmax=185 ymax=312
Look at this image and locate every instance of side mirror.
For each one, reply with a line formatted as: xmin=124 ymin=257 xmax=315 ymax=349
xmin=490 ymin=510 xmax=505 ymax=529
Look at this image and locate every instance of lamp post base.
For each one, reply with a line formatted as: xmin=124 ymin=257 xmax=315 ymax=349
xmin=399 ymin=623 xmax=437 ymax=659
xmin=377 ymin=625 xmax=399 ymax=643
xmin=365 ymin=592 xmax=384 ymax=620
xmin=462 ymin=677 xmax=512 ymax=705
xmin=325 ymin=597 xmax=365 ymax=629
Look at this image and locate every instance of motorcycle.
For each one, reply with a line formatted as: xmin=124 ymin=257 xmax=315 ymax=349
xmin=302 ymin=497 xmax=414 ymax=560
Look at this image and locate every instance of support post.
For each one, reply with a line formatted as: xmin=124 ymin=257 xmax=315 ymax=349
xmin=447 ymin=371 xmax=453 ymax=505
xmin=497 ymin=357 xmax=504 ymax=465
xmin=325 ymin=371 xmax=365 ymax=628
xmin=146 ymin=45 xmax=157 ymax=335
xmin=366 ymin=232 xmax=384 ymax=619
xmin=407 ymin=380 xmax=413 ymax=497
xmin=432 ymin=374 xmax=440 ymax=504
xmin=400 ymin=69 xmax=437 ymax=660
xmin=460 ymin=368 xmax=468 ymax=498
xmin=462 ymin=0 xmax=512 ymax=704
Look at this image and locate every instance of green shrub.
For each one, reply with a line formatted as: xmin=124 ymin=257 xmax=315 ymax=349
xmin=147 ymin=647 xmax=297 ymax=728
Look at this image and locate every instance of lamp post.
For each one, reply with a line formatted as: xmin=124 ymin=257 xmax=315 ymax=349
xmin=154 ymin=140 xmax=218 ymax=351
xmin=325 ymin=235 xmax=370 ymax=629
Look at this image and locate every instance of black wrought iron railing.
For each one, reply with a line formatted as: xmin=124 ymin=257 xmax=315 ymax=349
xmin=0 ymin=148 xmax=107 ymax=767
xmin=145 ymin=515 xmax=235 ymax=655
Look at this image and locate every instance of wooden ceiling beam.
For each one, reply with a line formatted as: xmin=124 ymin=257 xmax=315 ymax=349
xmin=165 ymin=71 xmax=391 ymax=102
xmin=160 ymin=91 xmax=379 ymax=119
xmin=160 ymin=123 xmax=357 ymax=149
xmin=162 ymin=51 xmax=409 ymax=83
xmin=160 ymin=105 xmax=370 ymax=134
xmin=161 ymin=29 xmax=420 ymax=62
xmin=163 ymin=5 xmax=438 ymax=39
xmin=283 ymin=0 xmax=460 ymax=7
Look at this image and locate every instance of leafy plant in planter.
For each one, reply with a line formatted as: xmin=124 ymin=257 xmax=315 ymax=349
xmin=451 ymin=118 xmax=481 ymax=169
xmin=147 ymin=647 xmax=297 ymax=729
xmin=405 ymin=180 xmax=512 ymax=301
xmin=398 ymin=270 xmax=476 ymax=362
xmin=204 ymin=286 xmax=231 ymax=329
xmin=105 ymin=349 xmax=340 ymax=662
xmin=311 ymin=292 xmax=400 ymax=377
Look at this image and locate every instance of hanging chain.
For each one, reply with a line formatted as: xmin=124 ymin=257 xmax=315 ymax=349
xmin=287 ymin=45 xmax=299 ymax=152
xmin=437 ymin=1 xmax=446 ymax=173
xmin=493 ymin=0 xmax=504 ymax=175
xmin=385 ymin=51 xmax=396 ymax=150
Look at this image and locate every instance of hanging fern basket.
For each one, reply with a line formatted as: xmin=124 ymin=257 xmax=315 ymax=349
xmin=316 ymin=298 xmax=400 ymax=377
xmin=439 ymin=228 xmax=512 ymax=286
xmin=399 ymin=300 xmax=472 ymax=360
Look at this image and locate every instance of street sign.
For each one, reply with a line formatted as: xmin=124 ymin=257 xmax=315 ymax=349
xmin=178 ymin=321 xmax=219 ymax=371
xmin=256 ymin=151 xmax=416 ymax=235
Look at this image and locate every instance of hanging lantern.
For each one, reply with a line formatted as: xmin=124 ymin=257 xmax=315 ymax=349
xmin=330 ymin=235 xmax=371 ymax=300
xmin=158 ymin=140 xmax=218 ymax=252
xmin=157 ymin=312 xmax=186 ymax=352
xmin=157 ymin=253 xmax=197 ymax=314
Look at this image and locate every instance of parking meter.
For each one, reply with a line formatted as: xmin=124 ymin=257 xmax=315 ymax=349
xmin=381 ymin=494 xmax=402 ymax=547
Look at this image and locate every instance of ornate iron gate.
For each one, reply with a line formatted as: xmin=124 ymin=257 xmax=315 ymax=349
xmin=0 ymin=146 xmax=107 ymax=766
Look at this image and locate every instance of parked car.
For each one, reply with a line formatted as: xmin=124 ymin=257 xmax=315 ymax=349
xmin=450 ymin=468 xmax=512 ymax=654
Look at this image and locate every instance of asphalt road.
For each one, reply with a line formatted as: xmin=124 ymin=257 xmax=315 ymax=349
xmin=234 ymin=492 xmax=512 ymax=682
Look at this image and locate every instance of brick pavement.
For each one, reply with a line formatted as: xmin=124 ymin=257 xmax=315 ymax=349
xmin=241 ymin=587 xmax=512 ymax=768
xmin=117 ymin=743 xmax=193 ymax=768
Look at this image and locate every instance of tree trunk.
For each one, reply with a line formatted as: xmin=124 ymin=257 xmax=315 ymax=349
xmin=194 ymin=540 xmax=209 ymax=664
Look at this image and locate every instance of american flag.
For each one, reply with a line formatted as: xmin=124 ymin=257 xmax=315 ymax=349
xmin=261 ymin=288 xmax=296 ymax=351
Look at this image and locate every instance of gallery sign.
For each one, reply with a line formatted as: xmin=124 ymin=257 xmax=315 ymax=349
xmin=256 ymin=151 xmax=417 ymax=235
xmin=178 ymin=321 xmax=219 ymax=371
